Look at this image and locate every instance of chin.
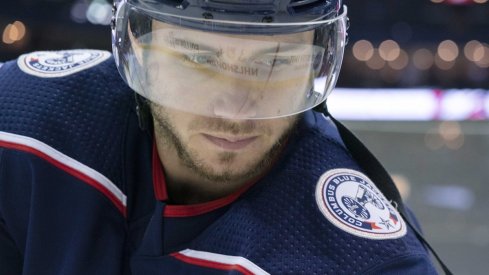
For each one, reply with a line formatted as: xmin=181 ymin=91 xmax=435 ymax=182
xmin=203 ymin=152 xmax=262 ymax=178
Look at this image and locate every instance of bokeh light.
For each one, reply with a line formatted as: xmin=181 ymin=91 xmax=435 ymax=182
xmin=413 ymin=48 xmax=435 ymax=70
xmin=388 ymin=49 xmax=409 ymax=70
xmin=379 ymin=40 xmax=401 ymax=61
xmin=435 ymin=54 xmax=455 ymax=70
xmin=474 ymin=44 xmax=489 ymax=68
xmin=437 ymin=40 xmax=459 ymax=62
xmin=2 ymin=21 xmax=26 ymax=45
xmin=464 ymin=40 xmax=484 ymax=62
xmin=352 ymin=40 xmax=374 ymax=61
xmin=366 ymin=50 xmax=386 ymax=70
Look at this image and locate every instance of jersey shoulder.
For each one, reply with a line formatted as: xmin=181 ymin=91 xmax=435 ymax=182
xmin=0 ymin=49 xmax=137 ymax=185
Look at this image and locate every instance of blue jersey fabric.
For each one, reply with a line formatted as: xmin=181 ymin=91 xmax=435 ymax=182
xmin=0 ymin=51 xmax=437 ymax=274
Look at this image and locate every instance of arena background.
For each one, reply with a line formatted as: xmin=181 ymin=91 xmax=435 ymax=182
xmin=1 ymin=0 xmax=488 ymax=274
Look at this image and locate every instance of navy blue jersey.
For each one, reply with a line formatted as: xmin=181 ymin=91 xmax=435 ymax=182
xmin=0 ymin=50 xmax=437 ymax=274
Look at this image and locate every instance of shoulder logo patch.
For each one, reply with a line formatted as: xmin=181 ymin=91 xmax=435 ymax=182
xmin=17 ymin=50 xmax=111 ymax=78
xmin=315 ymin=168 xmax=407 ymax=240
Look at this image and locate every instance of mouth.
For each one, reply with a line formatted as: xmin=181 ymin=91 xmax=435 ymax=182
xmin=202 ymin=134 xmax=258 ymax=150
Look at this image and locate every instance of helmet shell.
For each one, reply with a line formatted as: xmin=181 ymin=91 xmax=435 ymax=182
xmin=128 ymin=0 xmax=342 ymax=24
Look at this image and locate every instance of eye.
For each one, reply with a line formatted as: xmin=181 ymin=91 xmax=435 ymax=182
xmin=254 ymin=55 xmax=291 ymax=67
xmin=185 ymin=52 xmax=217 ymax=65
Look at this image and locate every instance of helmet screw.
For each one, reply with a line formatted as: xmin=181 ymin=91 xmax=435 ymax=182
xmin=202 ymin=12 xmax=214 ymax=19
xmin=262 ymin=16 xmax=274 ymax=23
xmin=111 ymin=17 xmax=116 ymax=30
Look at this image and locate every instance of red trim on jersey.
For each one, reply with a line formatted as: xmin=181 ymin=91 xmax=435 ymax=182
xmin=171 ymin=252 xmax=254 ymax=275
xmin=152 ymin=138 xmax=284 ymax=218
xmin=152 ymin=143 xmax=258 ymax=217
xmin=0 ymin=140 xmax=127 ymax=217
xmin=162 ymin=181 xmax=256 ymax=217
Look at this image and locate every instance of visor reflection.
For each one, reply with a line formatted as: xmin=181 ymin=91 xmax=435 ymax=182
xmin=116 ymin=6 xmax=347 ymax=119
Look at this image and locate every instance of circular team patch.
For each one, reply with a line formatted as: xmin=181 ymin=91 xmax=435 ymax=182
xmin=315 ymin=168 xmax=406 ymax=240
xmin=17 ymin=50 xmax=111 ymax=78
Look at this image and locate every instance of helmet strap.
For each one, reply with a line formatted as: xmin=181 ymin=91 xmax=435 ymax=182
xmin=135 ymin=93 xmax=153 ymax=131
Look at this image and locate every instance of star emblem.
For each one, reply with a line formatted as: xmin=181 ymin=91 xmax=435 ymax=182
xmin=379 ymin=217 xmax=393 ymax=229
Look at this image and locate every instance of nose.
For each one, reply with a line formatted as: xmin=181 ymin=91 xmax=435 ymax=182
xmin=212 ymin=90 xmax=258 ymax=119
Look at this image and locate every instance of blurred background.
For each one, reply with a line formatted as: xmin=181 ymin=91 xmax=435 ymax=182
xmin=1 ymin=0 xmax=488 ymax=274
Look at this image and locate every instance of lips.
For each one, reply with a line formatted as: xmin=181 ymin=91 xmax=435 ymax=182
xmin=202 ymin=134 xmax=257 ymax=150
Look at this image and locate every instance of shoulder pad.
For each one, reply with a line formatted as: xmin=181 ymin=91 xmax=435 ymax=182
xmin=0 ymin=50 xmax=135 ymax=190
xmin=16 ymin=49 xmax=111 ymax=78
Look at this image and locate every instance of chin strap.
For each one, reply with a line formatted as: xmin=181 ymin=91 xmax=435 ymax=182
xmin=135 ymin=93 xmax=153 ymax=131
xmin=314 ymin=103 xmax=453 ymax=275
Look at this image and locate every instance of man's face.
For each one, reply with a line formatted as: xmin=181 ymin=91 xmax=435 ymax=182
xmin=151 ymin=105 xmax=298 ymax=183
xmin=138 ymin=23 xmax=311 ymax=182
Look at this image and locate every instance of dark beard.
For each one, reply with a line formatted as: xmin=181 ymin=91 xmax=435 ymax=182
xmin=152 ymin=110 xmax=298 ymax=184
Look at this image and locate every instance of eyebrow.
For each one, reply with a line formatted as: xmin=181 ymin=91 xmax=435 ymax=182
xmin=168 ymin=38 xmax=219 ymax=53
xmin=171 ymin=37 xmax=307 ymax=56
xmin=259 ymin=43 xmax=307 ymax=55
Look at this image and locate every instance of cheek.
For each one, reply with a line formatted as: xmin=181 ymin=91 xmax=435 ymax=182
xmin=152 ymin=107 xmax=191 ymax=139
xmin=169 ymin=115 xmax=193 ymax=139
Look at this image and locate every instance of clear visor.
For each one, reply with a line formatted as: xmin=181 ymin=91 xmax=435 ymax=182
xmin=113 ymin=3 xmax=347 ymax=119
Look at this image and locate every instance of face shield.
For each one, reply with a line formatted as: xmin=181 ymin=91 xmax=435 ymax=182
xmin=112 ymin=1 xmax=348 ymax=120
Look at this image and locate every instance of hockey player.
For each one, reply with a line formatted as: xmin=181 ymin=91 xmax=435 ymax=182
xmin=0 ymin=0 xmax=447 ymax=274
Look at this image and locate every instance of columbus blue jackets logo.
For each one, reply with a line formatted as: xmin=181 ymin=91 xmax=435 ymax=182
xmin=315 ymin=169 xmax=406 ymax=239
xmin=17 ymin=50 xmax=111 ymax=78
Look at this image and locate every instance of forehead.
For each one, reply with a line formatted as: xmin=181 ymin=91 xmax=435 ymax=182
xmin=151 ymin=20 xmax=314 ymax=46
